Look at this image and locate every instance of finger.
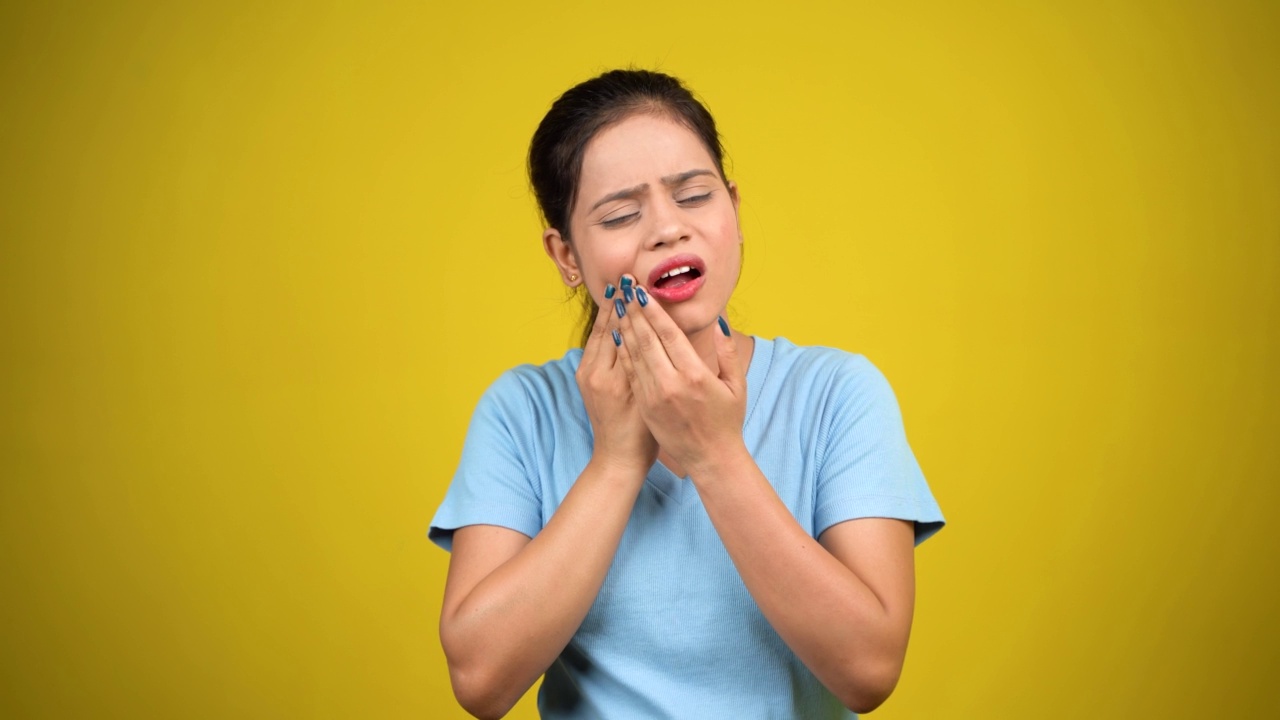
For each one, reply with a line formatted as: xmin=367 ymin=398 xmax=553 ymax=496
xmin=615 ymin=281 xmax=679 ymax=385
xmin=610 ymin=295 xmax=646 ymax=386
xmin=631 ymin=283 xmax=705 ymax=372
xmin=714 ymin=315 xmax=747 ymax=395
xmin=581 ymin=289 xmax=618 ymax=370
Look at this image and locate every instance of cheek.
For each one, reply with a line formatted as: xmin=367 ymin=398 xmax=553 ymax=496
xmin=712 ymin=216 xmax=744 ymax=284
xmin=714 ymin=216 xmax=743 ymax=253
xmin=578 ymin=242 xmax=638 ymax=294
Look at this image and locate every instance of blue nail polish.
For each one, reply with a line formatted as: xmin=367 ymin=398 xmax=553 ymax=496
xmin=623 ymin=285 xmax=634 ymax=303
xmin=718 ymin=316 xmax=730 ymax=336
xmin=612 ymin=329 xmax=622 ymax=346
xmin=636 ymin=287 xmax=649 ymax=307
xmin=620 ymin=276 xmax=633 ymax=288
xmin=615 ymin=298 xmax=626 ymax=318
xmin=604 ymin=284 xmax=616 ymax=299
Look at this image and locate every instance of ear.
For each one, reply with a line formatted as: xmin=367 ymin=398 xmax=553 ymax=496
xmin=728 ymin=180 xmax=743 ymax=244
xmin=542 ymin=227 xmax=583 ymax=287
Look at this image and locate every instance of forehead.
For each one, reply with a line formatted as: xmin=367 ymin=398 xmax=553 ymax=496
xmin=577 ymin=114 xmax=717 ymax=197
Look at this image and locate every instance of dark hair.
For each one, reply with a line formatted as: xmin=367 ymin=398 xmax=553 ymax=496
xmin=528 ymin=69 xmax=728 ymax=346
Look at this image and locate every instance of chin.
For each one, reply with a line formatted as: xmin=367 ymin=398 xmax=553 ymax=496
xmin=664 ymin=304 xmax=720 ymax=337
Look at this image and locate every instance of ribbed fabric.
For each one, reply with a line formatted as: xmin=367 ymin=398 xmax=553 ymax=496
xmin=430 ymin=337 xmax=945 ymax=718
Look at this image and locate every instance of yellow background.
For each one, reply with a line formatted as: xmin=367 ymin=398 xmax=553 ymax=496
xmin=2 ymin=1 xmax=1277 ymax=717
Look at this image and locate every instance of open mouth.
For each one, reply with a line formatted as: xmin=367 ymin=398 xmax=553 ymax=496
xmin=653 ymin=264 xmax=703 ymax=290
xmin=647 ymin=255 xmax=708 ymax=302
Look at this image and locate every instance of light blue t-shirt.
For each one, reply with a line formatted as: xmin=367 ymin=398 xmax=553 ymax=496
xmin=430 ymin=337 xmax=944 ymax=718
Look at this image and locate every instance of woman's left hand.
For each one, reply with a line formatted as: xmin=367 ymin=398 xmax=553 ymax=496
xmin=610 ymin=278 xmax=748 ymax=474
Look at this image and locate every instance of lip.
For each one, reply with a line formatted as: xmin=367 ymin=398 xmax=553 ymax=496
xmin=646 ymin=254 xmax=707 ymax=303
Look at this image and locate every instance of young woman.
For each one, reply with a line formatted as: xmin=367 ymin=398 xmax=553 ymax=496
xmin=430 ymin=69 xmax=944 ymax=719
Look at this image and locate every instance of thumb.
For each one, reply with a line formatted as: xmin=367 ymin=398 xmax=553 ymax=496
xmin=715 ymin=315 xmax=745 ymax=393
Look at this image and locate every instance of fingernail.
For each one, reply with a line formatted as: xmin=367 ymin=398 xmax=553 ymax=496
xmin=612 ymin=329 xmax=622 ymax=346
xmin=604 ymin=284 xmax=616 ymax=300
xmin=615 ymin=298 xmax=626 ymax=318
xmin=718 ymin=316 xmax=730 ymax=336
xmin=636 ymin=287 xmax=649 ymax=307
xmin=620 ymin=276 xmax=633 ymax=288
xmin=623 ymin=285 xmax=634 ymax=303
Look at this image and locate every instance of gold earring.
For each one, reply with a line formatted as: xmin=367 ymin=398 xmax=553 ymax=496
xmin=569 ymin=274 xmax=579 ymax=283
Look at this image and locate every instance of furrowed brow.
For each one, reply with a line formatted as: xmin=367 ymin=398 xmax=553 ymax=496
xmin=589 ymin=183 xmax=648 ymax=213
xmin=587 ymin=170 xmax=717 ymax=213
xmin=661 ymin=169 xmax=717 ymax=187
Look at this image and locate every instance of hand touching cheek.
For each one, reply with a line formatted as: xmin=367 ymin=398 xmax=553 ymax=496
xmin=612 ymin=284 xmax=748 ymax=475
xmin=576 ymin=285 xmax=659 ymax=476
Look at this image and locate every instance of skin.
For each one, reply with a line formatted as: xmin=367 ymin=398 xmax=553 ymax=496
xmin=439 ymin=113 xmax=918 ymax=719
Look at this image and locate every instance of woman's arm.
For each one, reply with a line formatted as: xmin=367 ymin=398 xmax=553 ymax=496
xmin=440 ymin=458 xmax=647 ymax=719
xmin=611 ymin=292 xmax=917 ymax=713
xmin=440 ymin=304 xmax=656 ymax=719
xmin=688 ymin=450 xmax=916 ymax=713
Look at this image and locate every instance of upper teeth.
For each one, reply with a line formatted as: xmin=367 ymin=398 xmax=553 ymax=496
xmin=660 ymin=266 xmax=693 ymax=280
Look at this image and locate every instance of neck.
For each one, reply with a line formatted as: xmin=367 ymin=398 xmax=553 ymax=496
xmin=685 ymin=320 xmax=753 ymax=377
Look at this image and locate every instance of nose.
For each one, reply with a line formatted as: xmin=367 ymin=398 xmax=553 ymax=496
xmin=645 ymin=196 xmax=691 ymax=250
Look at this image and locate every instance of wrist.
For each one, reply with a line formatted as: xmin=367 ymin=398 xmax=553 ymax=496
xmin=586 ymin=452 xmax=653 ymax=483
xmin=685 ymin=441 xmax=753 ymax=486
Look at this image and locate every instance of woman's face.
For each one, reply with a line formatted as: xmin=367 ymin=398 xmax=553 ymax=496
xmin=545 ymin=113 xmax=742 ymax=338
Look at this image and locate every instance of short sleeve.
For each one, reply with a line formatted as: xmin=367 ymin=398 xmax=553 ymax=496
xmin=428 ymin=371 xmax=545 ymax=552
xmin=813 ymin=355 xmax=945 ymax=545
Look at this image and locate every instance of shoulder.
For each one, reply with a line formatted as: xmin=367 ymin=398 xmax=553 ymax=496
xmin=475 ymin=348 xmax=584 ymax=416
xmin=764 ymin=337 xmax=894 ymax=402
xmin=758 ymin=337 xmax=909 ymax=446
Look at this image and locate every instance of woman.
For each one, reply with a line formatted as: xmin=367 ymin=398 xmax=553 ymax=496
xmin=430 ymin=69 xmax=944 ymax=719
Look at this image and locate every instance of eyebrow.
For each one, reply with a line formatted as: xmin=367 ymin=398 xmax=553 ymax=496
xmin=588 ymin=169 xmax=718 ymax=213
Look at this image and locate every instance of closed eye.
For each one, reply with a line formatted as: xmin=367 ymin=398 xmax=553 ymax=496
xmin=600 ymin=212 xmax=638 ymax=229
xmin=678 ymin=192 xmax=713 ymax=206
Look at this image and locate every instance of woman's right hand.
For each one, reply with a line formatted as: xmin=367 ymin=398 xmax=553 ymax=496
xmin=577 ymin=290 xmax=658 ymax=475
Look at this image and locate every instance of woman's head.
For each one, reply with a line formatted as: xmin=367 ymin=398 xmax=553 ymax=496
xmin=529 ymin=70 xmax=727 ymax=240
xmin=529 ymin=69 xmax=737 ymax=346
